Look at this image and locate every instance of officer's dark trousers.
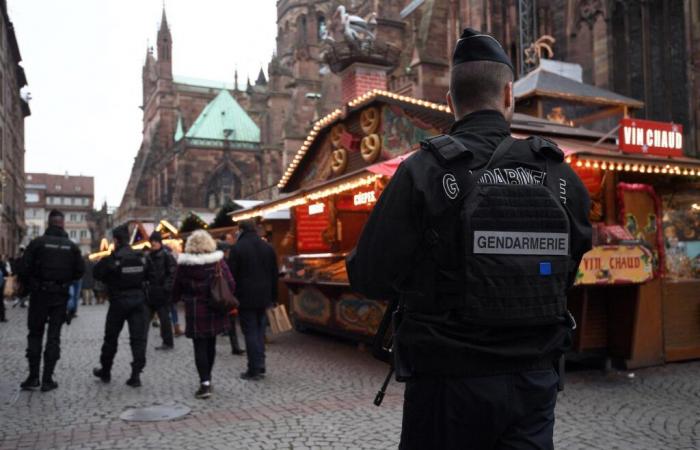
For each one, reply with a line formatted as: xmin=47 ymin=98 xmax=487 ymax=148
xmin=399 ymin=369 xmax=559 ymax=450
xmin=148 ymin=303 xmax=173 ymax=347
xmin=100 ymin=297 xmax=149 ymax=375
xmin=26 ymin=294 xmax=67 ymax=380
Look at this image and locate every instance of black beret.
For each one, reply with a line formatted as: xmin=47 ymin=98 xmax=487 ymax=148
xmin=149 ymin=231 xmax=163 ymax=243
xmin=48 ymin=209 xmax=64 ymax=219
xmin=112 ymin=225 xmax=130 ymax=244
xmin=453 ymin=28 xmax=514 ymax=74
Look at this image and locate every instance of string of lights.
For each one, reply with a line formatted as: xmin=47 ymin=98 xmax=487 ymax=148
xmin=278 ymin=89 xmax=451 ymax=190
xmin=566 ymin=156 xmax=700 ymax=176
xmin=233 ymin=174 xmax=382 ymax=222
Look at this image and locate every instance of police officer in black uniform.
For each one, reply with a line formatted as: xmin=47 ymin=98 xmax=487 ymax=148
xmin=348 ymin=29 xmax=592 ymax=449
xmin=92 ymin=224 xmax=151 ymax=387
xmin=18 ymin=210 xmax=84 ymax=392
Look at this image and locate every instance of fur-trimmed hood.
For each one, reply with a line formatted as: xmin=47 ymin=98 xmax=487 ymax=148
xmin=177 ymin=250 xmax=224 ymax=266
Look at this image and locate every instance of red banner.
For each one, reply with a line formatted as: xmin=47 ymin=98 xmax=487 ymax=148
xmin=295 ymin=203 xmax=331 ymax=254
xmin=618 ymin=118 xmax=683 ymax=157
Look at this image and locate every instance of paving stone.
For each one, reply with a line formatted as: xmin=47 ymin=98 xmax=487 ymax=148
xmin=1 ymin=303 xmax=700 ymax=449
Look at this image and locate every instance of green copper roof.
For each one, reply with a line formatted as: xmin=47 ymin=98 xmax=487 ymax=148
xmin=185 ymin=89 xmax=260 ymax=144
xmin=174 ymin=114 xmax=184 ymax=142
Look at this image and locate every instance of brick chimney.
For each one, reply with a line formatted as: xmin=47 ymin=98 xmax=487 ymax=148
xmin=340 ymin=62 xmax=388 ymax=104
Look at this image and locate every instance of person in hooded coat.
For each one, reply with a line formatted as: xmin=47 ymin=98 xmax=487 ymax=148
xmin=172 ymin=230 xmax=235 ymax=399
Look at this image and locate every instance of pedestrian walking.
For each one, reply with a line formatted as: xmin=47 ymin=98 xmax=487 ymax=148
xmin=146 ymin=231 xmax=176 ymax=350
xmin=81 ymin=257 xmax=95 ymax=306
xmin=227 ymin=220 xmax=278 ymax=380
xmin=347 ymin=29 xmax=593 ymax=450
xmin=172 ymin=230 xmax=235 ymax=399
xmin=17 ymin=210 xmax=85 ymax=392
xmin=92 ymin=224 xmax=151 ymax=388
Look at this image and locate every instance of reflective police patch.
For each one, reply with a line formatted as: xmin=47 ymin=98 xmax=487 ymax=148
xmin=121 ymin=266 xmax=144 ymax=274
xmin=442 ymin=173 xmax=459 ymax=199
xmin=474 ymin=231 xmax=569 ymax=255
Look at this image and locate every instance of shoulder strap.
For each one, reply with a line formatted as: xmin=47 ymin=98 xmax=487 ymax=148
xmin=452 ymin=136 xmax=516 ymax=196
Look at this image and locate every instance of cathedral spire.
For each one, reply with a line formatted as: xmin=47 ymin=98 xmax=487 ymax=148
xmin=255 ymin=67 xmax=267 ymax=85
xmin=156 ymin=6 xmax=173 ymax=79
xmin=157 ymin=6 xmax=172 ymax=62
xmin=160 ymin=6 xmax=169 ymax=33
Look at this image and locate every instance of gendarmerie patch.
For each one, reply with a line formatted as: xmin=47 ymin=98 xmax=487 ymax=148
xmin=473 ymin=231 xmax=569 ymax=256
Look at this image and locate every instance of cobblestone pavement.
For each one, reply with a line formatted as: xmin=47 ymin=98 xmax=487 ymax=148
xmin=1 ymin=302 xmax=699 ymax=450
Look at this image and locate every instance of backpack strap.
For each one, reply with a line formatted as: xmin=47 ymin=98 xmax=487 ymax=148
xmin=422 ymin=134 xmax=472 ymax=163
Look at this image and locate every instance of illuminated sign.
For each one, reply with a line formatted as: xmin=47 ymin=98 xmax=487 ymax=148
xmin=353 ymin=191 xmax=377 ymax=206
xmin=575 ymin=245 xmax=653 ymax=285
xmin=619 ymin=118 xmax=683 ymax=157
xmin=308 ymin=203 xmax=325 ymax=215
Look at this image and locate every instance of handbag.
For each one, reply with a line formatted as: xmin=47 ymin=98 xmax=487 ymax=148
xmin=209 ymin=262 xmax=239 ymax=313
xmin=266 ymin=304 xmax=293 ymax=335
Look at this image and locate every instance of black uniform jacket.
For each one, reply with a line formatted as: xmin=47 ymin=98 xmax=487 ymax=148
xmin=146 ymin=247 xmax=176 ymax=307
xmin=18 ymin=226 xmax=84 ymax=300
xmin=347 ymin=110 xmax=592 ymax=377
xmin=94 ymin=245 xmax=150 ymax=304
xmin=228 ymin=230 xmax=278 ymax=309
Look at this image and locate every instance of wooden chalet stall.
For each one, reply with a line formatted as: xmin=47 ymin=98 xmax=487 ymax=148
xmin=564 ymin=119 xmax=700 ymax=368
xmin=514 ymin=62 xmax=700 ymax=368
xmin=232 ymin=91 xmax=453 ymax=340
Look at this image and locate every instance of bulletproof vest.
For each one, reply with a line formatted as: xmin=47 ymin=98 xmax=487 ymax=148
xmin=36 ymin=235 xmax=77 ymax=283
xmin=423 ymin=134 xmax=573 ymax=326
xmin=112 ymin=248 xmax=146 ymax=290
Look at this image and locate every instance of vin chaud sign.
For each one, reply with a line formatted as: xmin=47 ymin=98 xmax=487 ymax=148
xmin=618 ymin=118 xmax=683 ymax=157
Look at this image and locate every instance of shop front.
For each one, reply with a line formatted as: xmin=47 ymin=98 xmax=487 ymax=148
xmin=564 ymin=117 xmax=700 ymax=367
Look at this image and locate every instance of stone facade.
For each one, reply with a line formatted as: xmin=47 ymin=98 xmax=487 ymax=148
xmin=24 ymin=173 xmax=95 ymax=255
xmin=0 ymin=0 xmax=29 ymax=258
xmin=273 ymin=0 xmax=700 ymax=157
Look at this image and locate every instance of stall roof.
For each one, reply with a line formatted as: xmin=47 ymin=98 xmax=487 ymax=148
xmin=232 ymin=200 xmax=290 ymax=221
xmin=514 ymin=66 xmax=644 ymax=108
xmin=278 ymin=89 xmax=622 ymax=191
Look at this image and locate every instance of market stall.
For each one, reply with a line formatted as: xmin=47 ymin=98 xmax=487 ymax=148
xmin=564 ymin=117 xmax=700 ymax=367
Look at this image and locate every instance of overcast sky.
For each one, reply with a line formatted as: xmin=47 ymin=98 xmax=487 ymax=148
xmin=9 ymin=0 xmax=277 ymax=207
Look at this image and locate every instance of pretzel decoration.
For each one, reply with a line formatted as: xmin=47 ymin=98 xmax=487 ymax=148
xmin=360 ymin=134 xmax=382 ymax=163
xmin=330 ymin=123 xmax=346 ymax=148
xmin=331 ymin=148 xmax=348 ymax=174
xmin=360 ymin=107 xmax=380 ymax=135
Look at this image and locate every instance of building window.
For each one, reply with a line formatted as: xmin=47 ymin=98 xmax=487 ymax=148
xmin=25 ymin=192 xmax=39 ymax=203
xmin=80 ymin=230 xmax=88 ymax=239
xmin=55 ymin=184 xmax=62 ymax=191
xmin=63 ymin=197 xmax=70 ymax=205
xmin=75 ymin=186 xmax=82 ymax=192
xmin=70 ymin=213 xmax=77 ymax=222
xmin=69 ymin=230 xmax=77 ymax=239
